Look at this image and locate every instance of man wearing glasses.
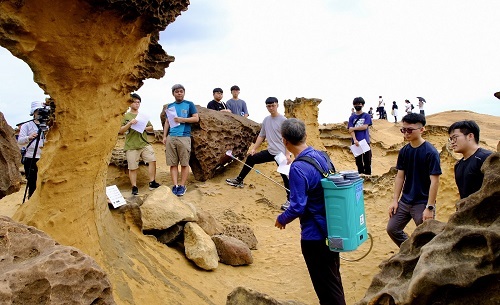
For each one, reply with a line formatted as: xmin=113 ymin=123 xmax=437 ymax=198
xmin=226 ymin=97 xmax=292 ymax=210
xmin=448 ymin=120 xmax=492 ymax=199
xmin=387 ymin=113 xmax=441 ymax=247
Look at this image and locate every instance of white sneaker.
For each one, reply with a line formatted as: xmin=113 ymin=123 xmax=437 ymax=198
xmin=280 ymin=200 xmax=290 ymax=210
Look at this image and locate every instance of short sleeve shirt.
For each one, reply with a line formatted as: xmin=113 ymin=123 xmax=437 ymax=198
xmin=396 ymin=141 xmax=442 ymax=205
xmin=166 ymin=100 xmax=198 ymax=137
xmin=454 ymin=148 xmax=492 ymax=199
xmin=226 ymin=99 xmax=248 ymax=116
xmin=122 ymin=112 xmax=152 ymax=151
xmin=259 ymin=115 xmax=286 ymax=156
xmin=348 ymin=112 xmax=372 ymax=144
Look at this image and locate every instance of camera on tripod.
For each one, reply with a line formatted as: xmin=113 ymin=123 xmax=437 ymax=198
xmin=35 ymin=105 xmax=51 ymax=131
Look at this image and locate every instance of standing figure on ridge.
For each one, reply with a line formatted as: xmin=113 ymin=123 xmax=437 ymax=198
xmin=348 ymin=97 xmax=372 ymax=175
xmin=448 ymin=120 xmax=492 ymax=199
xmin=226 ymin=85 xmax=249 ymax=117
xmin=163 ymin=84 xmax=199 ymax=196
xmin=377 ymin=95 xmax=386 ymax=119
xmin=387 ymin=113 xmax=441 ymax=247
xmin=391 ymin=101 xmax=399 ymax=123
xmin=119 ymin=93 xmax=160 ymax=196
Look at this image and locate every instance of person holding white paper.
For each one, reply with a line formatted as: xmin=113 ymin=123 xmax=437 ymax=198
xmin=162 ymin=84 xmax=199 ymax=197
xmin=119 ymin=93 xmax=160 ymax=195
xmin=348 ymin=97 xmax=373 ymax=175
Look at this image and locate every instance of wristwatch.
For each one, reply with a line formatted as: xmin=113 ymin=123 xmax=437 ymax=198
xmin=426 ymin=205 xmax=435 ymax=211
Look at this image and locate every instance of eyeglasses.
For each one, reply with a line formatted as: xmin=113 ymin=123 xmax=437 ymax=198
xmin=448 ymin=134 xmax=465 ymax=143
xmin=400 ymin=127 xmax=420 ymax=134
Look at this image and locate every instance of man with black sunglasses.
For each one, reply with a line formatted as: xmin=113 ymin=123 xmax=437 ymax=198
xmin=387 ymin=113 xmax=441 ymax=247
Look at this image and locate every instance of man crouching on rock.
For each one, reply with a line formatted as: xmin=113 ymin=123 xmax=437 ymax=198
xmin=275 ymin=118 xmax=346 ymax=305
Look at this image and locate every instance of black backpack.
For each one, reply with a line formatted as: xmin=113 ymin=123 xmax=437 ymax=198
xmin=294 ymin=151 xmax=336 ymax=178
xmin=411 ymin=104 xmax=415 ymax=110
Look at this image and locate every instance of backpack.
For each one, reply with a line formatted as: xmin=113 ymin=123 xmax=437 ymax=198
xmin=411 ymin=104 xmax=414 ymax=110
xmin=294 ymin=151 xmax=336 ymax=178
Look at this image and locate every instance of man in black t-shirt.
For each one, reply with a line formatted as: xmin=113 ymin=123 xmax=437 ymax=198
xmin=448 ymin=120 xmax=492 ymax=199
xmin=207 ymin=88 xmax=231 ymax=112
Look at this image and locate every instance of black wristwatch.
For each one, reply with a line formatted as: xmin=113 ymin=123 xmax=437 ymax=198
xmin=426 ymin=205 xmax=435 ymax=211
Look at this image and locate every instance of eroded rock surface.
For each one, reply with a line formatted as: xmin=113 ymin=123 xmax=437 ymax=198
xmin=224 ymin=223 xmax=258 ymax=250
xmin=0 ymin=216 xmax=115 ymax=304
xmin=356 ymin=153 xmax=500 ymax=305
xmin=226 ymin=287 xmax=307 ymax=305
xmin=0 ymin=112 xmax=22 ymax=199
xmin=190 ymin=106 xmax=261 ymax=181
xmin=284 ymin=97 xmax=325 ymax=151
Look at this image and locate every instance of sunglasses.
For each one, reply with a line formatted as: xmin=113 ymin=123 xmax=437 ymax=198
xmin=400 ymin=127 xmax=420 ymax=134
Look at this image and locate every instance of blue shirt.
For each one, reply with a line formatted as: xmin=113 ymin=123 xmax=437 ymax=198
xmin=226 ymin=99 xmax=248 ymax=116
xmin=277 ymin=147 xmax=330 ymax=240
xmin=348 ymin=112 xmax=372 ymax=144
xmin=396 ymin=141 xmax=442 ymax=205
xmin=166 ymin=100 xmax=197 ymax=137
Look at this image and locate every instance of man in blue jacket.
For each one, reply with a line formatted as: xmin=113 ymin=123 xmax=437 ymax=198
xmin=275 ymin=118 xmax=346 ymax=305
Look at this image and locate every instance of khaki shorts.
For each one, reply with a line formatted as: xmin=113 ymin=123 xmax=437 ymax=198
xmin=165 ymin=136 xmax=191 ymax=166
xmin=125 ymin=145 xmax=156 ymax=170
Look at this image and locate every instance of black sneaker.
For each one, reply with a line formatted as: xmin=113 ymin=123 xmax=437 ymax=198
xmin=149 ymin=180 xmax=160 ymax=190
xmin=226 ymin=177 xmax=244 ymax=188
xmin=132 ymin=186 xmax=139 ymax=195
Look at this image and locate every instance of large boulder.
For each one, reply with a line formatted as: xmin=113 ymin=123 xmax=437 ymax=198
xmin=184 ymin=222 xmax=219 ymax=271
xmin=0 ymin=216 xmax=115 ymax=304
xmin=139 ymin=185 xmax=197 ymax=230
xmin=0 ymin=112 xmax=22 ymax=199
xmin=212 ymin=235 xmax=253 ymax=266
xmin=190 ymin=106 xmax=261 ymax=181
xmin=224 ymin=223 xmax=258 ymax=250
xmin=356 ymin=153 xmax=500 ymax=305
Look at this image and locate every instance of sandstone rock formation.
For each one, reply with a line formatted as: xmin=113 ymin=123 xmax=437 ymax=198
xmin=0 ymin=1 xmax=230 ymax=304
xmin=190 ymin=106 xmax=261 ymax=181
xmin=212 ymin=235 xmax=253 ymax=266
xmin=356 ymin=153 xmax=500 ymax=305
xmin=226 ymin=287 xmax=307 ymax=305
xmin=184 ymin=222 xmax=219 ymax=270
xmin=0 ymin=216 xmax=115 ymax=304
xmin=0 ymin=112 xmax=22 ymax=199
xmin=224 ymin=223 xmax=259 ymax=250
xmin=284 ymin=97 xmax=326 ymax=151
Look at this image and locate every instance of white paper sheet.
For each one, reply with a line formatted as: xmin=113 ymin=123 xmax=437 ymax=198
xmin=166 ymin=107 xmax=180 ymax=128
xmin=106 ymin=185 xmax=126 ymax=208
xmin=350 ymin=139 xmax=371 ymax=157
xmin=130 ymin=112 xmax=150 ymax=133
xmin=274 ymin=152 xmax=290 ymax=176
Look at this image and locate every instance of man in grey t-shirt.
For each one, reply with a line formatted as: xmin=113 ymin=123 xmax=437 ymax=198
xmin=226 ymin=97 xmax=291 ymax=208
xmin=226 ymin=85 xmax=249 ymax=117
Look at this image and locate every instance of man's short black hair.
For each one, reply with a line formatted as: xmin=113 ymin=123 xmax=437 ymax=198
xmin=281 ymin=118 xmax=306 ymax=145
xmin=402 ymin=113 xmax=426 ymax=126
xmin=130 ymin=93 xmax=141 ymax=101
xmin=230 ymin=85 xmax=240 ymax=91
xmin=265 ymin=97 xmax=278 ymax=104
xmin=353 ymin=97 xmax=365 ymax=105
xmin=213 ymin=88 xmax=223 ymax=94
xmin=448 ymin=120 xmax=480 ymax=143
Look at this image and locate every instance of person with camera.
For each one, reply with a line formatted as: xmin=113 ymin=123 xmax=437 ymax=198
xmin=17 ymin=101 xmax=48 ymax=199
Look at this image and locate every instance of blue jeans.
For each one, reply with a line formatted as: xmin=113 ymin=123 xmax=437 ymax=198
xmin=386 ymin=201 xmax=425 ymax=247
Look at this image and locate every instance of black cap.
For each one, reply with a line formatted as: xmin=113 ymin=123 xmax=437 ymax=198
xmin=213 ymin=88 xmax=223 ymax=93
xmin=230 ymin=85 xmax=240 ymax=91
xmin=265 ymin=97 xmax=278 ymax=104
xmin=131 ymin=93 xmax=141 ymax=101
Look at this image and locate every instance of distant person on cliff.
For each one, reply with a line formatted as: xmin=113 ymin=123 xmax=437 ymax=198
xmin=348 ymin=97 xmax=372 ymax=175
xmin=391 ymin=101 xmax=399 ymax=123
xmin=387 ymin=113 xmax=441 ymax=247
xmin=17 ymin=101 xmax=47 ymax=198
xmin=226 ymin=97 xmax=291 ymax=209
xmin=418 ymin=98 xmax=425 ymax=116
xmin=163 ymin=84 xmax=199 ymax=196
xmin=207 ymin=87 xmax=231 ymax=112
xmin=377 ymin=95 xmax=386 ymax=119
xmin=275 ymin=118 xmax=346 ymax=305
xmin=448 ymin=120 xmax=492 ymax=199
xmin=404 ymin=99 xmax=413 ymax=114
xmin=119 ymin=93 xmax=160 ymax=196
xmin=226 ymin=85 xmax=249 ymax=117
xmin=368 ymin=107 xmax=374 ymax=119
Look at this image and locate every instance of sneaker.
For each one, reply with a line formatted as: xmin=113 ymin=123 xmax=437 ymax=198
xmin=149 ymin=180 xmax=160 ymax=190
xmin=177 ymin=185 xmax=186 ymax=196
xmin=171 ymin=185 xmax=179 ymax=195
xmin=132 ymin=186 xmax=139 ymax=196
xmin=280 ymin=200 xmax=290 ymax=210
xmin=226 ymin=177 xmax=244 ymax=188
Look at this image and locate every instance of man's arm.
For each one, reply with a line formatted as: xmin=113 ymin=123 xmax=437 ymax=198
xmin=249 ymin=136 xmax=265 ymax=155
xmin=389 ymin=169 xmax=405 ymax=217
xmin=174 ymin=113 xmax=199 ymax=124
xmin=162 ymin=118 xmax=170 ymax=144
xmin=423 ymin=174 xmax=439 ymax=220
xmin=119 ymin=119 xmax=136 ymax=135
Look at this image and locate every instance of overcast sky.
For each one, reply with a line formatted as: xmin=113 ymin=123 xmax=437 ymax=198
xmin=1 ymin=0 xmax=499 ymax=129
